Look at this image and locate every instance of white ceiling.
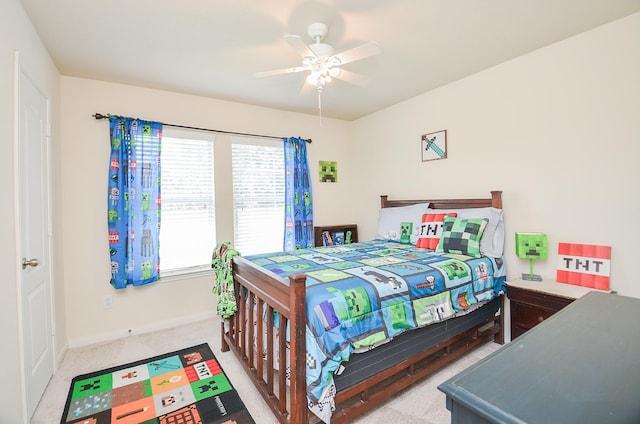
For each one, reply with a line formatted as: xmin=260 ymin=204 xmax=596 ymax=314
xmin=19 ymin=0 xmax=640 ymax=121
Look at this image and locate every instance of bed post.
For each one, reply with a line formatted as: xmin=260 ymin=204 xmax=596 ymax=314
xmin=490 ymin=190 xmax=502 ymax=208
xmin=380 ymin=195 xmax=389 ymax=208
xmin=495 ymin=293 xmax=506 ymax=344
xmin=288 ymin=273 xmax=307 ymax=424
xmin=220 ymin=320 xmax=229 ymax=352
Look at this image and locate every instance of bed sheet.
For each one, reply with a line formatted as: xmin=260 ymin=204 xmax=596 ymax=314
xmin=243 ymin=240 xmax=506 ymax=410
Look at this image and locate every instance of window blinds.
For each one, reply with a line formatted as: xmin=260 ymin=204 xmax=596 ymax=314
xmin=160 ymin=136 xmax=215 ymax=272
xmin=231 ymin=142 xmax=284 ymax=255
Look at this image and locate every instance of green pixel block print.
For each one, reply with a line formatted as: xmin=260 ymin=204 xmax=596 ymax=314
xmin=515 ymin=232 xmax=548 ymax=259
xmin=413 ymin=291 xmax=453 ymax=327
xmin=437 ymin=217 xmax=488 ymax=258
xmin=284 ymin=262 xmax=316 ymax=272
xmin=371 ymin=248 xmax=405 ymax=256
xmin=269 ymin=255 xmax=300 ymax=263
xmin=352 ymin=331 xmax=387 ymax=350
xmin=360 ymin=256 xmax=406 ymax=267
xmin=191 ymin=374 xmax=233 ymax=401
xmin=399 ymin=222 xmax=413 ymax=244
xmin=72 ymin=373 xmax=113 ymax=399
xmin=306 ymin=269 xmax=351 ymax=283
xmin=387 ymin=301 xmax=411 ymax=330
xmin=319 ymin=160 xmax=337 ymax=183
xmin=343 ymin=287 xmax=372 ymax=320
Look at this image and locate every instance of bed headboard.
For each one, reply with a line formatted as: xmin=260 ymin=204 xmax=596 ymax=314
xmin=380 ymin=190 xmax=502 ymax=210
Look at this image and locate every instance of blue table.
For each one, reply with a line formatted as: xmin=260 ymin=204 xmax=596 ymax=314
xmin=438 ymin=291 xmax=640 ymax=424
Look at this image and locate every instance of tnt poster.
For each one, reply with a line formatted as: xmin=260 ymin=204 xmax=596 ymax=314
xmin=556 ymin=242 xmax=611 ymax=290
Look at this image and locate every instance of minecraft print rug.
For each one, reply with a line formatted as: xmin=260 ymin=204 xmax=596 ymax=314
xmin=61 ymin=343 xmax=255 ymax=424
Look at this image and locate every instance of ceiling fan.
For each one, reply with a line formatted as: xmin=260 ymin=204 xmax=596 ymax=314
xmin=255 ymin=22 xmax=381 ymax=119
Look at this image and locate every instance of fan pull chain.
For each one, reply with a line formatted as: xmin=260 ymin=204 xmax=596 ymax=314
xmin=317 ymin=88 xmax=323 ymax=126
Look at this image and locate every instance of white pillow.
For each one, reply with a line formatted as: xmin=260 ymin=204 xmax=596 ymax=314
xmin=375 ymin=202 xmax=431 ymax=244
xmin=427 ymin=207 xmax=504 ymax=257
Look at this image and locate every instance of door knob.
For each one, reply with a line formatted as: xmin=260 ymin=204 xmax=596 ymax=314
xmin=22 ymin=258 xmax=39 ymax=269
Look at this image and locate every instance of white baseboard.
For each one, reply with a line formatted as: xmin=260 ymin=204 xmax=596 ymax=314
xmin=67 ymin=311 xmax=217 ymax=349
xmin=55 ymin=342 xmax=68 ymax=372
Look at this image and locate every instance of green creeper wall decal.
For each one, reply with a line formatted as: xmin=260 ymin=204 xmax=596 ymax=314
xmin=319 ymin=160 xmax=337 ymax=183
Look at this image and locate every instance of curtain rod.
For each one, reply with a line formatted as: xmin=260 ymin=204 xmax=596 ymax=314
xmin=92 ymin=113 xmax=311 ymax=143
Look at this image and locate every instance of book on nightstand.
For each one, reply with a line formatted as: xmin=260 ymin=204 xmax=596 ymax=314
xmin=330 ymin=231 xmax=345 ymax=245
xmin=322 ymin=231 xmax=334 ymax=246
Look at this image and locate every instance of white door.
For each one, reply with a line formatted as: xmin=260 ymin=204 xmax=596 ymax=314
xmin=17 ymin=57 xmax=55 ymax=420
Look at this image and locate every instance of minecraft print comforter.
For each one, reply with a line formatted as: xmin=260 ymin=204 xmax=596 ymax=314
xmin=242 ymin=240 xmax=506 ymax=413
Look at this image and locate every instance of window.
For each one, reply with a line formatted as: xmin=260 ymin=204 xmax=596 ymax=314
xmin=232 ymin=138 xmax=285 ymax=255
xmin=158 ymin=131 xmax=284 ymax=276
xmin=159 ymin=132 xmax=215 ymax=275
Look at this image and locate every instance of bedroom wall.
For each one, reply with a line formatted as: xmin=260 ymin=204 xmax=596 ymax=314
xmin=60 ymin=76 xmax=355 ymax=346
xmin=351 ymin=13 xmax=640 ymax=298
xmin=33 ymin=7 xmax=640 ymax=350
xmin=0 ymin=0 xmax=64 ymax=421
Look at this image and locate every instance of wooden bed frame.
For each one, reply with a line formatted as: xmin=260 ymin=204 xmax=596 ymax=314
xmin=221 ymin=191 xmax=504 ymax=424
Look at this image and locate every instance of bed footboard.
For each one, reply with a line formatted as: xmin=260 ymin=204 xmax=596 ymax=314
xmin=222 ymin=256 xmax=308 ymax=424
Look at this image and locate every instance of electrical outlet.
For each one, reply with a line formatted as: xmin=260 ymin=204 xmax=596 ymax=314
xmin=103 ymin=295 xmax=113 ymax=309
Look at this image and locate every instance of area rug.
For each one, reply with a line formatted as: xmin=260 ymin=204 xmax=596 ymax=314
xmin=61 ymin=343 xmax=255 ymax=424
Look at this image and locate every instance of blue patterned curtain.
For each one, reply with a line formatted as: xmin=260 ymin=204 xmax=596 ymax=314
xmin=283 ymin=137 xmax=313 ymax=250
xmin=107 ymin=116 xmax=162 ymax=288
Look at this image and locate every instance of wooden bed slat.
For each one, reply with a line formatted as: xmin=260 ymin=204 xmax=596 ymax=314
xmin=256 ymin=298 xmax=264 ymax=380
xmin=278 ymin=316 xmax=287 ymax=414
xmin=266 ymin=305 xmax=275 ymax=396
xmin=248 ymin=292 xmax=255 ymax=369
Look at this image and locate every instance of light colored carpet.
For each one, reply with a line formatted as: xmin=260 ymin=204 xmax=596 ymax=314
xmin=32 ymin=318 xmax=500 ymax=424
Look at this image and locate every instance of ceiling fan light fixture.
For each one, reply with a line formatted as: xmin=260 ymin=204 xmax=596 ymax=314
xmin=307 ymin=72 xmax=329 ymax=88
xmin=328 ymin=56 xmax=341 ymax=67
xmin=253 ymin=21 xmax=381 ymax=122
xmin=309 ymin=43 xmax=334 ymax=58
xmin=328 ymin=67 xmax=341 ymax=77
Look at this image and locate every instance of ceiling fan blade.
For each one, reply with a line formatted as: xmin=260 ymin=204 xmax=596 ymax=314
xmin=299 ymin=79 xmax=315 ymax=96
xmin=332 ymin=68 xmax=371 ymax=86
xmin=284 ymin=35 xmax=317 ymax=58
xmin=254 ymin=66 xmax=306 ymax=78
xmin=332 ymin=41 xmax=381 ymax=66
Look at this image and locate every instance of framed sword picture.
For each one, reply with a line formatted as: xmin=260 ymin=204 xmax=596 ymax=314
xmin=421 ymin=130 xmax=447 ymax=162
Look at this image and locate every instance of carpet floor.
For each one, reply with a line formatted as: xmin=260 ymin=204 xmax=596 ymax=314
xmin=32 ymin=317 xmax=500 ymax=424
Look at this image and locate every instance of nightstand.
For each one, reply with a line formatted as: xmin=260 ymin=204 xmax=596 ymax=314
xmin=313 ymin=225 xmax=358 ymax=247
xmin=505 ymin=279 xmax=603 ymax=340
